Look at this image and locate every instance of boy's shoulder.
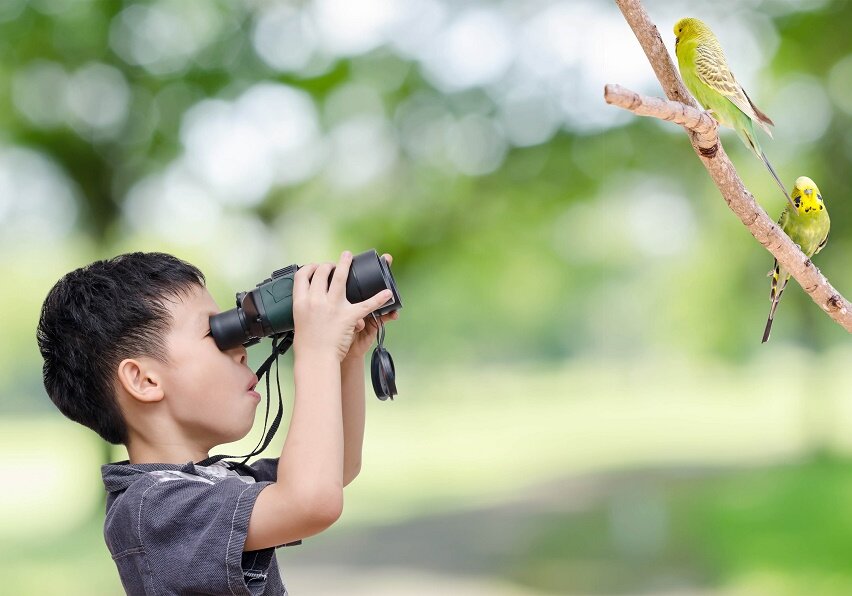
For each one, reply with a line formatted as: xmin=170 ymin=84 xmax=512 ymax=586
xmin=102 ymin=457 xmax=279 ymax=494
xmin=101 ymin=458 xmax=287 ymax=596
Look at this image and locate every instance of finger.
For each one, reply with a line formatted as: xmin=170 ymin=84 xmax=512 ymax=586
xmin=309 ymin=262 xmax=335 ymax=297
xmin=373 ymin=312 xmax=397 ymax=327
xmin=355 ymin=318 xmax=366 ymax=332
xmin=382 ymin=253 xmax=393 ymax=266
xmin=293 ymin=263 xmax=319 ymax=302
xmin=359 ymin=289 xmax=393 ymax=317
xmin=363 ymin=311 xmax=396 ymax=331
xmin=329 ymin=251 xmax=352 ymax=299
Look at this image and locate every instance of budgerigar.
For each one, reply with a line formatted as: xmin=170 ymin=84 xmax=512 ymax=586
xmin=762 ymin=176 xmax=830 ymax=343
xmin=674 ymin=17 xmax=794 ymax=209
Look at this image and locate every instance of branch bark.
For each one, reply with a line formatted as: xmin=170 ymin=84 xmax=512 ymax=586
xmin=606 ymin=0 xmax=852 ymax=334
xmin=604 ymin=83 xmax=718 ymax=154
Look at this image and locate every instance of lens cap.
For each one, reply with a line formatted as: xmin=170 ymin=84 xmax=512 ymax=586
xmin=371 ymin=345 xmax=397 ymax=400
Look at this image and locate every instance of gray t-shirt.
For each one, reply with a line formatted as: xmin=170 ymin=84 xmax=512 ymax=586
xmin=102 ymin=458 xmax=293 ymax=595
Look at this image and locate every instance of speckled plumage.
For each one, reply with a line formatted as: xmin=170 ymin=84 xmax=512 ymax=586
xmin=674 ymin=17 xmax=793 ymax=208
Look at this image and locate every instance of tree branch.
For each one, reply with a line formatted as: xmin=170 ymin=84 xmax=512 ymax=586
xmin=606 ymin=0 xmax=852 ymax=334
xmin=604 ymin=83 xmax=718 ymax=155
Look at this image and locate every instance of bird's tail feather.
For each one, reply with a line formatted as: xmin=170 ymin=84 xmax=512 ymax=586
xmin=741 ymin=127 xmax=794 ymax=209
xmin=762 ymin=262 xmax=788 ymax=343
xmin=761 ymin=316 xmax=774 ymax=343
xmin=760 ymin=150 xmax=795 ymax=210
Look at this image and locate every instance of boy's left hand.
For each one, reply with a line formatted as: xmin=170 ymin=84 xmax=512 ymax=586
xmin=344 ymin=253 xmax=399 ymax=361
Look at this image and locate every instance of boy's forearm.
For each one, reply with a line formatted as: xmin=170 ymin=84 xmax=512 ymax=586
xmin=340 ymin=355 xmax=366 ymax=486
xmin=276 ymin=350 xmax=344 ymax=499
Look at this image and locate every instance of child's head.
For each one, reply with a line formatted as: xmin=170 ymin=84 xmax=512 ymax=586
xmin=37 ymin=252 xmax=260 ymax=453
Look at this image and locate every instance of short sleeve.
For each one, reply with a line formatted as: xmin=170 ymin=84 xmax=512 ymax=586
xmin=248 ymin=457 xmax=279 ymax=482
xmin=137 ymin=473 xmax=276 ymax=595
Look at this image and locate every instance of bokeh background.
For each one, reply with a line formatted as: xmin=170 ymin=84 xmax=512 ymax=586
xmin=2 ymin=0 xmax=852 ymax=594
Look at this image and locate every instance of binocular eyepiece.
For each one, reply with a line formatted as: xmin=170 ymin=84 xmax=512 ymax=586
xmin=210 ymin=249 xmax=402 ymax=399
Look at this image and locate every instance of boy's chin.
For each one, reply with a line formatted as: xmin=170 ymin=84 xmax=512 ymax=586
xmin=199 ymin=402 xmax=260 ymax=449
xmin=222 ymin=422 xmax=256 ymax=445
xmin=205 ymin=418 xmax=256 ymax=449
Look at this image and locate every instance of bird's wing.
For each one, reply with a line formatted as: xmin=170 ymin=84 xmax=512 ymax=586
xmin=778 ymin=207 xmax=789 ymax=230
xmin=695 ymin=45 xmax=773 ymax=135
xmin=815 ymin=228 xmax=829 ymax=255
xmin=815 ymin=210 xmax=830 ymax=255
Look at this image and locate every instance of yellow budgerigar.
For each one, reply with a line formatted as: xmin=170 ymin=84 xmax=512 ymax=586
xmin=762 ymin=176 xmax=830 ymax=343
xmin=674 ymin=17 xmax=795 ymax=209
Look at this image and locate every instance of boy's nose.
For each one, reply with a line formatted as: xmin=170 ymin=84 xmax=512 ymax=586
xmin=227 ymin=344 xmax=247 ymax=365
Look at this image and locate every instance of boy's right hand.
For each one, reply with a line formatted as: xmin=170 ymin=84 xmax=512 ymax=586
xmin=292 ymin=251 xmax=394 ymax=362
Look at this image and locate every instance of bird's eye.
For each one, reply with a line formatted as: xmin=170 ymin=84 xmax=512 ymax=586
xmin=817 ymin=194 xmax=823 ymax=201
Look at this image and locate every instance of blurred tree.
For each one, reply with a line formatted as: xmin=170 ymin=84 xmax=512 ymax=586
xmin=1 ymin=0 xmax=850 ymax=414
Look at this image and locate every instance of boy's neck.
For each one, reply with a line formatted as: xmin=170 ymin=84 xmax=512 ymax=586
xmin=126 ymin=439 xmax=210 ymax=465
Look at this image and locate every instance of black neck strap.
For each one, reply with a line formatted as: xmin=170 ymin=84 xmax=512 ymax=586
xmin=196 ymin=331 xmax=293 ymax=468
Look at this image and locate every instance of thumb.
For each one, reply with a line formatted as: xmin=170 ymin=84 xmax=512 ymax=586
xmin=361 ymin=289 xmax=393 ymax=317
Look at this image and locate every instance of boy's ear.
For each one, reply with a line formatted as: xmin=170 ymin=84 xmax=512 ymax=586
xmin=117 ymin=358 xmax=165 ymax=404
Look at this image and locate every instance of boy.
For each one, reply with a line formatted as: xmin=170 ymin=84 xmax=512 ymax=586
xmin=36 ymin=250 xmax=398 ymax=595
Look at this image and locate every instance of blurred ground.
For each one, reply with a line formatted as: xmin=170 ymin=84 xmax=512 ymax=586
xmin=7 ymin=456 xmax=852 ymax=595
xmin=3 ymin=355 xmax=852 ymax=594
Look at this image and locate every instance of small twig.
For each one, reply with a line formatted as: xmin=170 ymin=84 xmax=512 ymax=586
xmin=604 ymin=83 xmax=718 ymax=155
xmin=606 ymin=0 xmax=852 ymax=334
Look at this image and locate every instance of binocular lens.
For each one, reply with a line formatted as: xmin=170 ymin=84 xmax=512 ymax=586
xmin=345 ymin=250 xmax=402 ymax=317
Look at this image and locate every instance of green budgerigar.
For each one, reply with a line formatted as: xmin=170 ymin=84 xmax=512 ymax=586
xmin=762 ymin=176 xmax=830 ymax=343
xmin=674 ymin=17 xmax=795 ymax=210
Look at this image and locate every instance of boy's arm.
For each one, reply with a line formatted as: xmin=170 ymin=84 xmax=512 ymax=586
xmin=340 ymin=355 xmax=366 ymax=486
xmin=338 ymin=251 xmax=397 ymax=487
xmin=245 ymin=350 xmax=344 ymax=551
xmin=244 ymin=255 xmax=392 ymax=552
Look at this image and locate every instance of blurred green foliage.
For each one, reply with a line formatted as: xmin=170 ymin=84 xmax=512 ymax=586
xmin=1 ymin=1 xmax=849 ymax=407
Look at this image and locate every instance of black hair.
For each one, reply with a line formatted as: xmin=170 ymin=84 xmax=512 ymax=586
xmin=36 ymin=252 xmax=206 ymax=445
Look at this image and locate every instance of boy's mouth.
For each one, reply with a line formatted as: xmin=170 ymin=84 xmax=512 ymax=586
xmin=246 ymin=375 xmax=261 ymax=402
xmin=246 ymin=375 xmax=259 ymax=392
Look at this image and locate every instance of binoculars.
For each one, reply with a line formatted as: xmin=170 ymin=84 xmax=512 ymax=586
xmin=210 ymin=249 xmax=402 ymax=399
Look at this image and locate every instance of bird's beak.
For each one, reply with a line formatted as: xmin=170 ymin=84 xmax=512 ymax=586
xmin=804 ymin=188 xmax=813 ymax=196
